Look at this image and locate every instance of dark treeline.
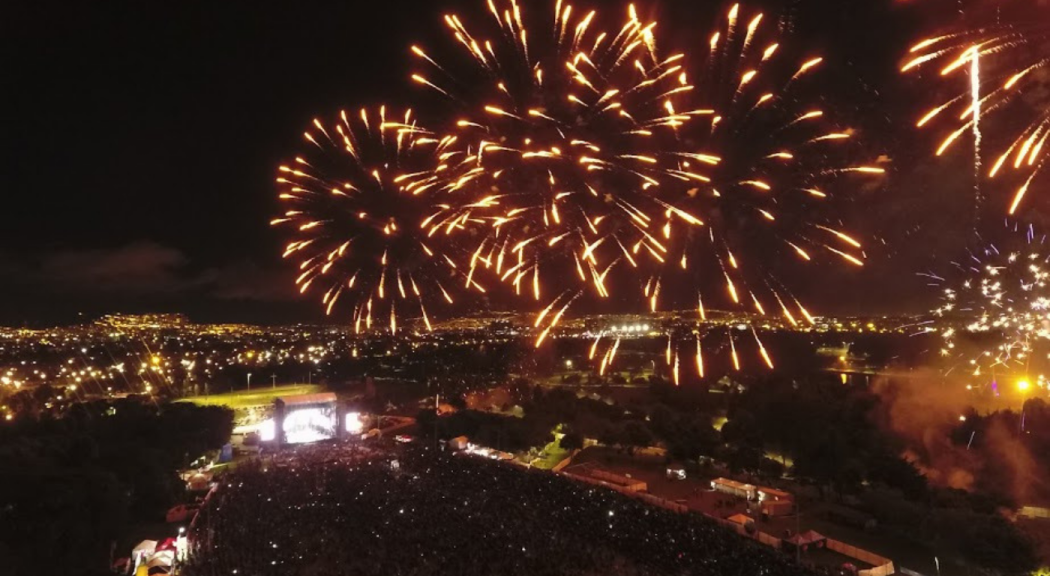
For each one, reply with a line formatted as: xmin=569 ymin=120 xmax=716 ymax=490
xmin=423 ymin=374 xmax=1040 ymax=575
xmin=0 ymin=399 xmax=233 ymax=576
xmin=951 ymin=398 xmax=1050 ymax=503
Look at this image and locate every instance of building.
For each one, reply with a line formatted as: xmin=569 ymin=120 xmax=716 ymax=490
xmin=711 ymin=477 xmax=757 ymax=500
xmin=757 ymin=486 xmax=794 ymax=516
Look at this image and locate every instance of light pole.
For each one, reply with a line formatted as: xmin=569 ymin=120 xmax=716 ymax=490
xmin=271 ymin=374 xmax=277 ymax=389
xmin=247 ymin=373 xmax=252 ymax=391
xmin=796 ymin=499 xmax=801 ymax=564
xmin=1018 ymin=378 xmax=1031 ymax=433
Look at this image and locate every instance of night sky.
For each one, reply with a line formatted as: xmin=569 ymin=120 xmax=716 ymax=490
xmin=2 ymin=0 xmax=1042 ymax=325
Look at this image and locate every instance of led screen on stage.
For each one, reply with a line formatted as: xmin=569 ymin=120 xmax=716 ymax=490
xmin=283 ymin=404 xmax=337 ymax=444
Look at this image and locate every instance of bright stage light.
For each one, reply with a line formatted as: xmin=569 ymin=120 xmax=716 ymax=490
xmin=259 ymin=418 xmax=276 ymax=442
xmin=283 ymin=406 xmax=336 ymax=444
xmin=345 ymin=412 xmax=364 ymax=434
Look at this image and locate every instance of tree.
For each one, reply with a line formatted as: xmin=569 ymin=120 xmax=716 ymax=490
xmin=416 ymin=409 xmax=437 ymax=437
xmin=560 ymin=431 xmax=584 ymax=451
xmin=449 ymin=394 xmax=467 ymax=410
xmin=724 ymin=444 xmax=763 ymax=475
xmin=648 ymin=404 xmax=676 ymax=439
xmin=657 ymin=414 xmax=719 ymax=462
xmin=867 ymin=450 xmax=928 ymax=500
xmin=758 ymin=457 xmax=786 ymax=480
xmin=621 ymin=421 xmax=654 ymax=448
xmin=0 ymin=468 xmax=126 ymax=576
xmin=0 ymin=399 xmax=232 ymax=575
xmin=931 ymin=508 xmax=1039 ymax=576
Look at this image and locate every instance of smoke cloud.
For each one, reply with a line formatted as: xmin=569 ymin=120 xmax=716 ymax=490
xmin=872 ymin=372 xmax=1048 ymax=505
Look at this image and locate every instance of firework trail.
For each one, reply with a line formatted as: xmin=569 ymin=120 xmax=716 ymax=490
xmin=928 ymin=220 xmax=1050 ymax=395
xmin=272 ymin=106 xmax=483 ymax=334
xmin=903 ymin=3 xmax=1050 ymax=215
xmin=969 ymin=44 xmax=983 ymax=217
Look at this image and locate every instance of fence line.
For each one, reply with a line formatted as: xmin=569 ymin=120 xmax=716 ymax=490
xmin=827 ymin=539 xmax=894 ymax=576
xmin=559 ymin=470 xmax=686 ymax=513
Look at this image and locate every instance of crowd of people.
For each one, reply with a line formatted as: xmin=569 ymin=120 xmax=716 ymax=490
xmin=186 ymin=440 xmax=810 ymax=576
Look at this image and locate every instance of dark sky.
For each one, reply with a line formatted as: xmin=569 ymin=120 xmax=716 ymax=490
xmin=1 ymin=0 xmax=1039 ymax=325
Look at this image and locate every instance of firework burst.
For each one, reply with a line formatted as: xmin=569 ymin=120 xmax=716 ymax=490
xmin=272 ymin=107 xmax=483 ymax=334
xmin=410 ymin=0 xmax=700 ymax=341
xmin=929 ymin=221 xmax=1050 ymax=394
xmin=633 ymin=3 xmax=884 ymax=377
xmin=647 ymin=3 xmax=883 ymax=314
xmin=903 ymin=4 xmax=1050 ymax=214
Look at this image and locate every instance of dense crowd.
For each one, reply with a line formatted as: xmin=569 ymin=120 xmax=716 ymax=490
xmin=186 ymin=440 xmax=810 ymax=576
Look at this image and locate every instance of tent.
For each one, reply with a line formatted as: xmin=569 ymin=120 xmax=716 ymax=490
xmin=801 ymin=530 xmax=826 ymax=544
xmin=146 ymin=551 xmax=175 ymax=575
xmin=784 ymin=530 xmax=826 ymax=551
xmin=726 ymin=514 xmax=753 ymax=526
xmin=155 ymin=538 xmax=177 ymax=552
xmin=147 ymin=550 xmax=174 ymax=568
xmin=132 ymin=540 xmax=157 ymax=557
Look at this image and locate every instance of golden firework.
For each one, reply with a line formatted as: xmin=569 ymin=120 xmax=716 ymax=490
xmin=272 ymin=107 xmax=482 ymax=334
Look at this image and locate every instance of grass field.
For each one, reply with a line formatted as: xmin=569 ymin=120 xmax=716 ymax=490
xmin=178 ymin=384 xmax=322 ymax=410
xmin=530 ymin=432 xmax=570 ymax=470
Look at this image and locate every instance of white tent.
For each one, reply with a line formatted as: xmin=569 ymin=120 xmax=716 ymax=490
xmin=132 ymin=540 xmax=158 ymax=557
xmin=147 ymin=550 xmax=175 ymax=567
xmin=726 ymin=513 xmax=753 ymax=526
xmin=801 ymin=530 xmax=826 ymax=544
